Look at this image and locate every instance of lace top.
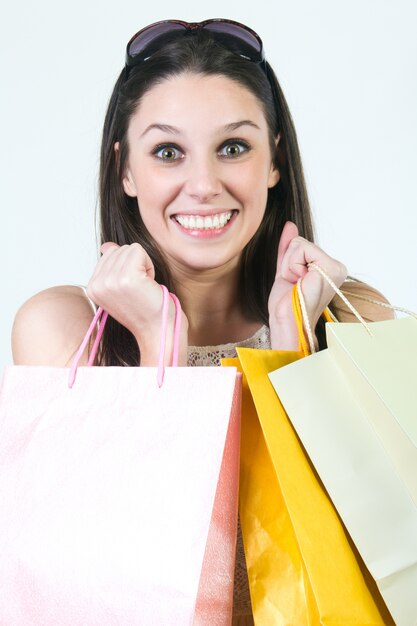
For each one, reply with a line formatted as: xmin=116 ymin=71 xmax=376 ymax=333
xmin=188 ymin=325 xmax=271 ymax=620
xmin=188 ymin=325 xmax=270 ymax=366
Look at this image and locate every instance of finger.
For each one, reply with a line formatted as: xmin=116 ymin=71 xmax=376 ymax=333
xmin=287 ymin=238 xmax=346 ymax=282
xmin=94 ymin=244 xmax=129 ymax=281
xmin=100 ymin=241 xmax=120 ymax=255
xmin=281 ymin=237 xmax=327 ymax=284
xmin=99 ymin=243 xmax=156 ymax=286
xmin=276 ymin=221 xmax=298 ymax=277
xmin=125 ymin=243 xmax=155 ymax=281
xmin=88 ymin=244 xmax=129 ymax=297
xmin=279 ymin=235 xmax=332 ymax=284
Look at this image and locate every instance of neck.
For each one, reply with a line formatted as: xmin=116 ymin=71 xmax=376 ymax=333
xmin=171 ymin=263 xmax=261 ymax=346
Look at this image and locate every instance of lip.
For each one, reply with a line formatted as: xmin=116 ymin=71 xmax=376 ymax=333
xmin=171 ymin=208 xmax=237 ymax=218
xmin=171 ymin=210 xmax=238 ymax=239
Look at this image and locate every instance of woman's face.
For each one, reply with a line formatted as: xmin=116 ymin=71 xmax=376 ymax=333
xmin=121 ymin=72 xmax=280 ymax=275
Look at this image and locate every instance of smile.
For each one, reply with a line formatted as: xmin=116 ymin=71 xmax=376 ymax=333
xmin=174 ymin=211 xmax=234 ymax=231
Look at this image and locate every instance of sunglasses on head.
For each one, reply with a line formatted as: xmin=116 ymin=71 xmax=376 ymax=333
xmin=125 ymin=18 xmax=266 ymax=74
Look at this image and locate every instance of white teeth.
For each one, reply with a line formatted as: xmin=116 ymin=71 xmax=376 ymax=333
xmin=175 ymin=211 xmax=233 ymax=230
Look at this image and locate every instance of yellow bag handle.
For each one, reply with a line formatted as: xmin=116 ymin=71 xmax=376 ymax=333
xmin=291 ymin=283 xmax=334 ymax=357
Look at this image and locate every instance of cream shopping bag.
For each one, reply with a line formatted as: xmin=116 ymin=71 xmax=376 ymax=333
xmin=269 ymin=273 xmax=417 ymax=626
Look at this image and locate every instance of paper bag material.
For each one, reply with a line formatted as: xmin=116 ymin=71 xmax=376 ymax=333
xmin=270 ymin=317 xmax=417 ymax=626
xmin=223 ymin=349 xmax=392 ymax=625
xmin=0 ymin=365 xmax=240 ymax=626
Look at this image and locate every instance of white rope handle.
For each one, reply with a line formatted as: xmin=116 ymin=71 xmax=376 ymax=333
xmin=297 ymin=263 xmax=373 ymax=355
xmin=309 ymin=263 xmax=373 ymax=331
xmin=340 ymin=288 xmax=417 ymax=319
xmin=297 ymin=264 xmax=417 ymax=355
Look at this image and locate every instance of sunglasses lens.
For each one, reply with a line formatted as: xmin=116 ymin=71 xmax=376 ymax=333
xmin=126 ymin=20 xmax=264 ymax=69
xmin=128 ymin=22 xmax=186 ymax=59
xmin=203 ymin=22 xmax=263 ymax=61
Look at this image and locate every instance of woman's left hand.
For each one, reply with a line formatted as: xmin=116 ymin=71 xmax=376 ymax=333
xmin=268 ymin=221 xmax=347 ymax=350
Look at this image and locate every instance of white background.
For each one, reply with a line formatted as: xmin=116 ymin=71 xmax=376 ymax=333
xmin=1 ymin=0 xmax=416 ymax=369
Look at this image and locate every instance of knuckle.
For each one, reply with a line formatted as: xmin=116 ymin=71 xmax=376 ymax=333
xmin=288 ymin=236 xmax=302 ymax=249
xmin=337 ymin=261 xmax=348 ymax=281
xmin=119 ymin=273 xmax=134 ymax=292
xmin=86 ymin=282 xmax=94 ymax=299
xmin=130 ymin=242 xmax=145 ymax=257
xmin=86 ymin=280 xmax=101 ymax=302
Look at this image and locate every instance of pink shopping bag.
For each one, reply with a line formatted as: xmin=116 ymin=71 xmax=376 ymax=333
xmin=0 ymin=289 xmax=241 ymax=625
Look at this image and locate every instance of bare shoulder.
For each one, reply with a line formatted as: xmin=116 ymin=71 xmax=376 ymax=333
xmin=12 ymin=286 xmax=96 ymax=366
xmin=330 ymin=279 xmax=396 ymax=323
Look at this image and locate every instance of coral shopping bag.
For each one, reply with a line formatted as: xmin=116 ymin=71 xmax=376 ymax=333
xmin=222 ymin=287 xmax=392 ymax=626
xmin=270 ymin=273 xmax=417 ymax=626
xmin=0 ymin=287 xmax=241 ymax=626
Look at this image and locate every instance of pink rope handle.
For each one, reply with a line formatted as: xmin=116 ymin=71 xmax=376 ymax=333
xmin=68 ymin=285 xmax=183 ymax=388
xmin=68 ymin=307 xmax=108 ymax=388
xmin=157 ymin=285 xmax=170 ymax=387
xmin=156 ymin=288 xmax=183 ymax=386
xmin=170 ymin=292 xmax=182 ymax=367
xmin=88 ymin=310 xmax=109 ymax=366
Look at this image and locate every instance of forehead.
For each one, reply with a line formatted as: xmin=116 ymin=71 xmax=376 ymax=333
xmin=129 ymin=72 xmax=269 ymax=135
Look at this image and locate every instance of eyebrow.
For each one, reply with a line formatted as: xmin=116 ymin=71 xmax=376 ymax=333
xmin=140 ymin=120 xmax=261 ymax=137
xmin=223 ymin=120 xmax=260 ymax=132
xmin=140 ymin=123 xmax=179 ymax=137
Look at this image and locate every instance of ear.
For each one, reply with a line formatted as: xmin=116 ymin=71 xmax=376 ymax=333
xmin=114 ymin=142 xmax=137 ymax=197
xmin=268 ymin=133 xmax=281 ymax=188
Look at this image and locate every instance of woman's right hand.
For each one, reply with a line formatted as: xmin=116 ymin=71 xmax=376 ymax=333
xmin=87 ymin=242 xmax=188 ymax=366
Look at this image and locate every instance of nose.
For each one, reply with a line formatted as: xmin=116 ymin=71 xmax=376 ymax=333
xmin=183 ymin=157 xmax=222 ymax=202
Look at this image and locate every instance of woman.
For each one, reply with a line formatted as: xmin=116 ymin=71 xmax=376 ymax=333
xmin=12 ymin=19 xmax=392 ymax=623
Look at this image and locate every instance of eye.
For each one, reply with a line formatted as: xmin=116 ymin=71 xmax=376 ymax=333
xmin=152 ymin=144 xmax=184 ymax=161
xmin=219 ymin=139 xmax=251 ymax=158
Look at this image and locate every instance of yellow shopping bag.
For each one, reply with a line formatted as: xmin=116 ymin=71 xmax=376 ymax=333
xmin=222 ymin=288 xmax=394 ymax=625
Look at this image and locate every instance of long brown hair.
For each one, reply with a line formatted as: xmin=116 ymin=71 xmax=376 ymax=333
xmin=98 ymin=29 xmax=315 ymax=365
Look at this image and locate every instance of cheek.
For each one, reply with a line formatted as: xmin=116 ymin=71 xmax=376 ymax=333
xmin=136 ymin=170 xmax=177 ymax=211
xmin=236 ymin=160 xmax=271 ymax=205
